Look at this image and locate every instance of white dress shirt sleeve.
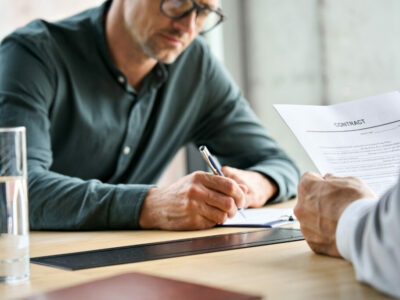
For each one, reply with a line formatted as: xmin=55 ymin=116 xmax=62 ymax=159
xmin=336 ymin=180 xmax=400 ymax=298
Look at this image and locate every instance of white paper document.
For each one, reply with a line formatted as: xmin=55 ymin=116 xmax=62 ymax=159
xmin=223 ymin=208 xmax=295 ymax=227
xmin=274 ymin=91 xmax=400 ymax=196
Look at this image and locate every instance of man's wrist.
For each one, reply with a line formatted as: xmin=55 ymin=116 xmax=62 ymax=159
xmin=262 ymin=175 xmax=278 ymax=204
xmin=139 ymin=187 xmax=158 ymax=229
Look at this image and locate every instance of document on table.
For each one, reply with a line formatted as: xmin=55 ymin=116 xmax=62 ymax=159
xmin=274 ymin=91 xmax=400 ymax=196
xmin=223 ymin=208 xmax=295 ymax=227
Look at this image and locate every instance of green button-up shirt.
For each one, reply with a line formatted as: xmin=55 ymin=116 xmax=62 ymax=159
xmin=0 ymin=1 xmax=299 ymax=230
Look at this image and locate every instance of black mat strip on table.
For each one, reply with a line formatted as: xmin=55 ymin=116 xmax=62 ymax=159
xmin=31 ymin=228 xmax=304 ymax=270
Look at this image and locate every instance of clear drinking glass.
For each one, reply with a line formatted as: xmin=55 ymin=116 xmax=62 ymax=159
xmin=0 ymin=127 xmax=29 ymax=282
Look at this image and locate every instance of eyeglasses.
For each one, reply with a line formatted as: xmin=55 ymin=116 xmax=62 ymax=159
xmin=160 ymin=0 xmax=225 ymax=34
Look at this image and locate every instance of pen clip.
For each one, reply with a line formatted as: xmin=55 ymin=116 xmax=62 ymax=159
xmin=199 ymin=145 xmax=221 ymax=176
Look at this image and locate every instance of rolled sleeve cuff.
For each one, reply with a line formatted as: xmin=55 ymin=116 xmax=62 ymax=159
xmin=109 ymin=184 xmax=155 ymax=229
xmin=336 ymin=198 xmax=378 ymax=261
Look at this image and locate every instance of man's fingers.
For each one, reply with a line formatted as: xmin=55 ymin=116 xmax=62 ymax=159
xmin=221 ymin=166 xmax=240 ymax=180
xmin=323 ymin=173 xmax=334 ymax=179
xmin=200 ymin=216 xmax=219 ymax=229
xmin=199 ymin=203 xmax=230 ymax=224
xmin=183 ymin=214 xmax=217 ymax=230
xmin=298 ymin=172 xmax=324 ymax=199
xmin=221 ymin=167 xmax=249 ymax=204
xmin=299 ymin=172 xmax=323 ymax=192
xmin=192 ymin=171 xmax=245 ymax=208
xmin=239 ymin=184 xmax=248 ymax=194
xmin=306 ymin=240 xmax=341 ymax=257
xmin=201 ymin=187 xmax=238 ymax=216
xmin=300 ymin=171 xmax=323 ymax=182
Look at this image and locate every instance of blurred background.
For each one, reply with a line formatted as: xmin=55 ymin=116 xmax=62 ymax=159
xmin=2 ymin=0 xmax=400 ymax=184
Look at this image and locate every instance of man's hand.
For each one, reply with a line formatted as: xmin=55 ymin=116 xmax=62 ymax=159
xmin=294 ymin=172 xmax=376 ymax=257
xmin=221 ymin=166 xmax=278 ymax=208
xmin=139 ymin=171 xmax=246 ymax=230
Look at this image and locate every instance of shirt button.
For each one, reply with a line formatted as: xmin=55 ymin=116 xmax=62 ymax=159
xmin=123 ymin=146 xmax=131 ymax=155
xmin=118 ymin=75 xmax=125 ymax=84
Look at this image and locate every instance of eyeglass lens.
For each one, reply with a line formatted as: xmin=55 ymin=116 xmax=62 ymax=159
xmin=161 ymin=0 xmax=222 ymax=33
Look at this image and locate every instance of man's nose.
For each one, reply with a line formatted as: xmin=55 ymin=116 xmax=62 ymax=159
xmin=172 ymin=10 xmax=197 ymax=34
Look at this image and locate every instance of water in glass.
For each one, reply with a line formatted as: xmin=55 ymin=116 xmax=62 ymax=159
xmin=0 ymin=176 xmax=29 ymax=282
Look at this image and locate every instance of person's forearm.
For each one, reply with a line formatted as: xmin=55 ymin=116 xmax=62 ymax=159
xmin=28 ymin=168 xmax=152 ymax=230
xmin=336 ymin=187 xmax=400 ymax=298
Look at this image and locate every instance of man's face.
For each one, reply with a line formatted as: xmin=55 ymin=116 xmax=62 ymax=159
xmin=122 ymin=0 xmax=219 ymax=64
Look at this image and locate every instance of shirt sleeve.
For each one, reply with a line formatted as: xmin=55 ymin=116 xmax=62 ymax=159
xmin=0 ymin=35 xmax=150 ymax=230
xmin=336 ymin=180 xmax=400 ymax=298
xmin=191 ymin=40 xmax=300 ymax=203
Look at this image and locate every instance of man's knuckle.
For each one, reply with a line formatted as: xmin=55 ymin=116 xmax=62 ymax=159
xmin=183 ymin=199 xmax=197 ymax=211
xmin=307 ymin=241 xmax=320 ymax=253
xmin=293 ymin=205 xmax=303 ymax=219
xmin=225 ymin=181 xmax=236 ymax=194
xmin=186 ymin=186 xmax=201 ymax=198
xmin=192 ymin=171 xmax=204 ymax=182
xmin=216 ymin=213 xmax=227 ymax=224
xmin=297 ymin=182 xmax=305 ymax=196
xmin=226 ymin=198 xmax=235 ymax=210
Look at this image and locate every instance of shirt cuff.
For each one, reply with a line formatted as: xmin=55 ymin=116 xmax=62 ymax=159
xmin=336 ymin=198 xmax=378 ymax=261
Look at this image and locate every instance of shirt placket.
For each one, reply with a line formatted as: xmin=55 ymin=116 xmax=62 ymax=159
xmin=109 ymin=65 xmax=167 ymax=182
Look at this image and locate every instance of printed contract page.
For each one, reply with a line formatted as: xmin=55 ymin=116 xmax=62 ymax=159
xmin=275 ymin=91 xmax=400 ymax=196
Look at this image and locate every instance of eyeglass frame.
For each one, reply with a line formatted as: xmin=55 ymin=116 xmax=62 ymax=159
xmin=159 ymin=0 xmax=226 ymax=34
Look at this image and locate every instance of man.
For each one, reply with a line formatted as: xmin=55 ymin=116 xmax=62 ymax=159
xmin=0 ymin=0 xmax=299 ymax=230
xmin=295 ymin=172 xmax=400 ymax=298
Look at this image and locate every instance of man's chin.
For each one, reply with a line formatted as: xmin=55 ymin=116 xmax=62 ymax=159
xmin=143 ymin=40 xmax=186 ymax=64
xmin=156 ymin=51 xmax=181 ymax=64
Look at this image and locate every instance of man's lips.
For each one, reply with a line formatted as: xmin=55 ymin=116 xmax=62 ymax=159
xmin=160 ymin=33 xmax=183 ymax=47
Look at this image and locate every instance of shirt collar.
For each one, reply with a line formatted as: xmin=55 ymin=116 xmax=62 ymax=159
xmin=90 ymin=1 xmax=168 ymax=94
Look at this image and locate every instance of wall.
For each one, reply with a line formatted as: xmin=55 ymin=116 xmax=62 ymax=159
xmin=0 ymin=0 xmax=104 ymax=40
xmin=221 ymin=0 xmax=400 ymax=173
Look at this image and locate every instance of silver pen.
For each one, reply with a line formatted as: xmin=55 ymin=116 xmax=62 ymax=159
xmin=199 ymin=145 xmax=246 ymax=219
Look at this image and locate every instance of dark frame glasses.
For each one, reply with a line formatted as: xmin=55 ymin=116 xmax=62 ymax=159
xmin=160 ymin=0 xmax=226 ymax=34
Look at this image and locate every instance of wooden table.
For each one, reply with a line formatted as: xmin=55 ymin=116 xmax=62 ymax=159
xmin=0 ymin=201 xmax=391 ymax=299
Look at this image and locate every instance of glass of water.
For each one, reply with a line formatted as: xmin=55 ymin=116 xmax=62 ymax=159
xmin=0 ymin=127 xmax=29 ymax=282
